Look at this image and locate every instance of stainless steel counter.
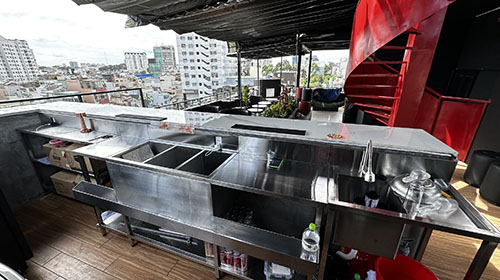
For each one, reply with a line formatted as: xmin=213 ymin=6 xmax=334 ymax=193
xmin=3 ymin=101 xmax=457 ymax=158
xmin=5 ymin=101 xmax=498 ymax=280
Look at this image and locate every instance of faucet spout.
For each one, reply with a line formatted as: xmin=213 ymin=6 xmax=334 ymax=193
xmin=359 ymin=140 xmax=375 ymax=183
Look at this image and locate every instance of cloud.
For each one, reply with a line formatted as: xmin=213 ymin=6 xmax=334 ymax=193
xmin=0 ymin=0 xmax=348 ymax=66
xmin=0 ymin=0 xmax=178 ymax=66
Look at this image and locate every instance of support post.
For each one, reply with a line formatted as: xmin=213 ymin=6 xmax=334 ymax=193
xmin=123 ymin=215 xmax=137 ymax=247
xmin=214 ymin=245 xmax=222 ymax=279
xmin=414 ymin=228 xmax=433 ymax=261
xmin=318 ymin=208 xmax=335 ymax=280
xmin=307 ymin=51 xmax=313 ymax=88
xmin=74 ymin=155 xmax=91 ymax=182
xmin=139 ymin=88 xmax=146 ymax=108
xmin=237 ymin=44 xmax=242 ymax=107
xmin=280 ymin=56 xmax=283 ymax=81
xmin=93 ymin=206 xmax=107 ymax=236
xmin=257 ymin=58 xmax=260 ymax=95
xmin=295 ymin=34 xmax=302 ymax=88
xmin=464 ymin=241 xmax=498 ymax=280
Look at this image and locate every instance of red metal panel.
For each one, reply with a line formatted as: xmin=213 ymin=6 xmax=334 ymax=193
xmin=414 ymin=90 xmax=442 ymax=133
xmin=391 ymin=8 xmax=447 ymax=127
xmin=346 ymin=0 xmax=454 ymax=76
xmin=432 ymin=100 xmax=489 ymax=161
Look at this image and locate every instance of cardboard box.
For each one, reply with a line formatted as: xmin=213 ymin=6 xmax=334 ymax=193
xmin=50 ymin=170 xmax=95 ymax=199
xmin=43 ymin=143 xmax=106 ymax=173
xmin=43 ymin=143 xmax=72 ymax=169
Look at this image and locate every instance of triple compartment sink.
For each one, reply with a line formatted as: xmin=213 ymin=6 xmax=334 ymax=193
xmin=113 ymin=140 xmax=234 ymax=177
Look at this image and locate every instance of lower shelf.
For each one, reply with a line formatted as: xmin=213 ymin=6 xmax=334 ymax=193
xmin=101 ymin=213 xmax=214 ymax=269
xmin=219 ymin=258 xmax=307 ymax=280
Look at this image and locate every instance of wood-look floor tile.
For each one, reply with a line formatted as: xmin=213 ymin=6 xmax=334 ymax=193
xmin=23 ymin=260 xmax=59 ymax=280
xmin=102 ymin=235 xmax=178 ymax=275
xmin=45 ymin=253 xmax=117 ymax=280
xmin=48 ymin=232 xmax=119 ymax=270
xmin=16 ymin=162 xmax=500 ymax=280
xmin=26 ymin=238 xmax=61 ymax=265
xmin=166 ymin=259 xmax=214 ymax=280
xmin=105 ymin=257 xmax=171 ymax=280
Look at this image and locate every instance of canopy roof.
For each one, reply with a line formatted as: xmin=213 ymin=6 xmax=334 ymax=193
xmin=73 ymin=0 xmax=358 ymax=58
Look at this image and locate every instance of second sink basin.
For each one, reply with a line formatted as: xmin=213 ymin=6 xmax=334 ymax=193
xmin=178 ymin=151 xmax=232 ymax=176
xmin=145 ymin=146 xmax=202 ymax=169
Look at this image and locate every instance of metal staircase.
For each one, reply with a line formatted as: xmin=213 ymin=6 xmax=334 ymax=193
xmin=344 ymin=0 xmax=453 ymax=126
xmin=343 ymin=0 xmax=492 ymax=161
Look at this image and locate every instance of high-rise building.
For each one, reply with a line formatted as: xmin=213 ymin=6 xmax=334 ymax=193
xmin=0 ymin=36 xmax=39 ymax=82
xmin=176 ymin=32 xmax=237 ymax=97
xmin=124 ymin=52 xmax=148 ymax=73
xmin=153 ymin=45 xmax=176 ymax=73
xmin=69 ymin=61 xmax=79 ymax=68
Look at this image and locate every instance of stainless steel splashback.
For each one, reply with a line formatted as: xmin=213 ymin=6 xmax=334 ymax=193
xmin=107 ymin=161 xmax=213 ymax=226
xmin=238 ymin=136 xmax=457 ymax=180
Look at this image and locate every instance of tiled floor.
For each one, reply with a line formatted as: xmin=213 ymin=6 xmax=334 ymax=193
xmin=15 ymin=195 xmax=236 ymax=280
xmin=15 ymin=162 xmax=500 ymax=279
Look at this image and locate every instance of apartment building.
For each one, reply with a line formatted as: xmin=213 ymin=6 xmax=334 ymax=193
xmin=153 ymin=45 xmax=176 ymax=72
xmin=0 ymin=36 xmax=39 ymax=83
xmin=124 ymin=52 xmax=148 ymax=73
xmin=176 ymin=32 xmax=237 ymax=97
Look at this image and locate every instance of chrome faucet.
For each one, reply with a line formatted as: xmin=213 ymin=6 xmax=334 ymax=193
xmin=359 ymin=140 xmax=375 ymax=183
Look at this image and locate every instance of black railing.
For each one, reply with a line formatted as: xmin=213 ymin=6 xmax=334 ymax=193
xmin=0 ymin=88 xmax=146 ymax=108
xmin=158 ymin=91 xmax=237 ymax=110
xmin=0 ymin=87 xmax=239 ymax=112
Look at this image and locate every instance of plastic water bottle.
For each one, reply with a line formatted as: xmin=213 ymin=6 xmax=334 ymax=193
xmin=300 ymin=223 xmax=320 ymax=262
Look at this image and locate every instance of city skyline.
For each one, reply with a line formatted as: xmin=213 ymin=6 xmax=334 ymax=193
xmin=1 ymin=0 xmax=349 ymax=67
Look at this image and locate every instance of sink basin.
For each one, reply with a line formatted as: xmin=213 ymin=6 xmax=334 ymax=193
xmin=159 ymin=133 xmax=216 ymax=146
xmin=178 ymin=150 xmax=233 ymax=176
xmin=336 ymin=174 xmax=405 ymax=213
xmin=145 ymin=146 xmax=202 ymax=169
xmin=118 ymin=142 xmax=173 ymax=162
xmin=157 ymin=133 xmax=238 ymax=150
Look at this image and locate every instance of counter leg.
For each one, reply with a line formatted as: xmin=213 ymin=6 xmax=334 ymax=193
xmin=75 ymin=155 xmax=91 ymax=182
xmin=214 ymin=245 xmax=222 ymax=279
xmin=414 ymin=228 xmax=433 ymax=261
xmin=93 ymin=206 xmax=107 ymax=236
xmin=122 ymin=215 xmax=137 ymax=247
xmin=318 ymin=209 xmax=335 ymax=280
xmin=463 ymin=240 xmax=498 ymax=280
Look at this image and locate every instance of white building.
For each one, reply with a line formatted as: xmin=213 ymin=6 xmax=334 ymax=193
xmin=124 ymin=52 xmax=148 ymax=73
xmin=176 ymin=32 xmax=237 ymax=97
xmin=0 ymin=36 xmax=39 ymax=82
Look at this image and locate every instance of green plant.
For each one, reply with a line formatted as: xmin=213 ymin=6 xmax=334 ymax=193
xmin=263 ymin=96 xmax=296 ymax=118
xmin=242 ymin=86 xmax=251 ymax=108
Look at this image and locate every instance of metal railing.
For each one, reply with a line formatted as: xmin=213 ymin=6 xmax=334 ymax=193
xmin=0 ymin=87 xmax=238 ymax=112
xmin=158 ymin=91 xmax=237 ymax=110
xmin=0 ymin=88 xmax=146 ymax=108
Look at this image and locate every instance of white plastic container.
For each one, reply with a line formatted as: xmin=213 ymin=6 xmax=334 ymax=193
xmin=300 ymin=223 xmax=320 ymax=262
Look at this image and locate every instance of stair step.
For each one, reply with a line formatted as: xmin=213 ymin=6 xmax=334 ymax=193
xmin=374 ymin=117 xmax=390 ymax=125
xmin=352 ymin=103 xmax=392 ymax=111
xmin=345 ymin=84 xmax=398 ymax=89
xmin=363 ymin=110 xmax=390 ymax=120
xmin=347 ymin=94 xmax=396 ymax=100
xmin=349 ymin=74 xmax=400 ymax=78
xmin=361 ymin=61 xmax=407 ymax=65
xmin=380 ymin=46 xmax=413 ymax=50
xmin=404 ymin=27 xmax=420 ymax=35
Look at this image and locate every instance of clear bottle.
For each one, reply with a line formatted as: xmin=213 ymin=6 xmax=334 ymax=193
xmin=300 ymin=223 xmax=320 ymax=262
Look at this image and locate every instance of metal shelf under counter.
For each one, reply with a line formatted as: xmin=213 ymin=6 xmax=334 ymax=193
xmin=99 ymin=213 xmax=213 ymax=269
xmin=73 ymin=181 xmax=318 ymax=278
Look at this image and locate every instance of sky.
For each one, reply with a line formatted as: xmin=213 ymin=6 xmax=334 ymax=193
xmin=0 ymin=0 xmax=348 ymax=66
